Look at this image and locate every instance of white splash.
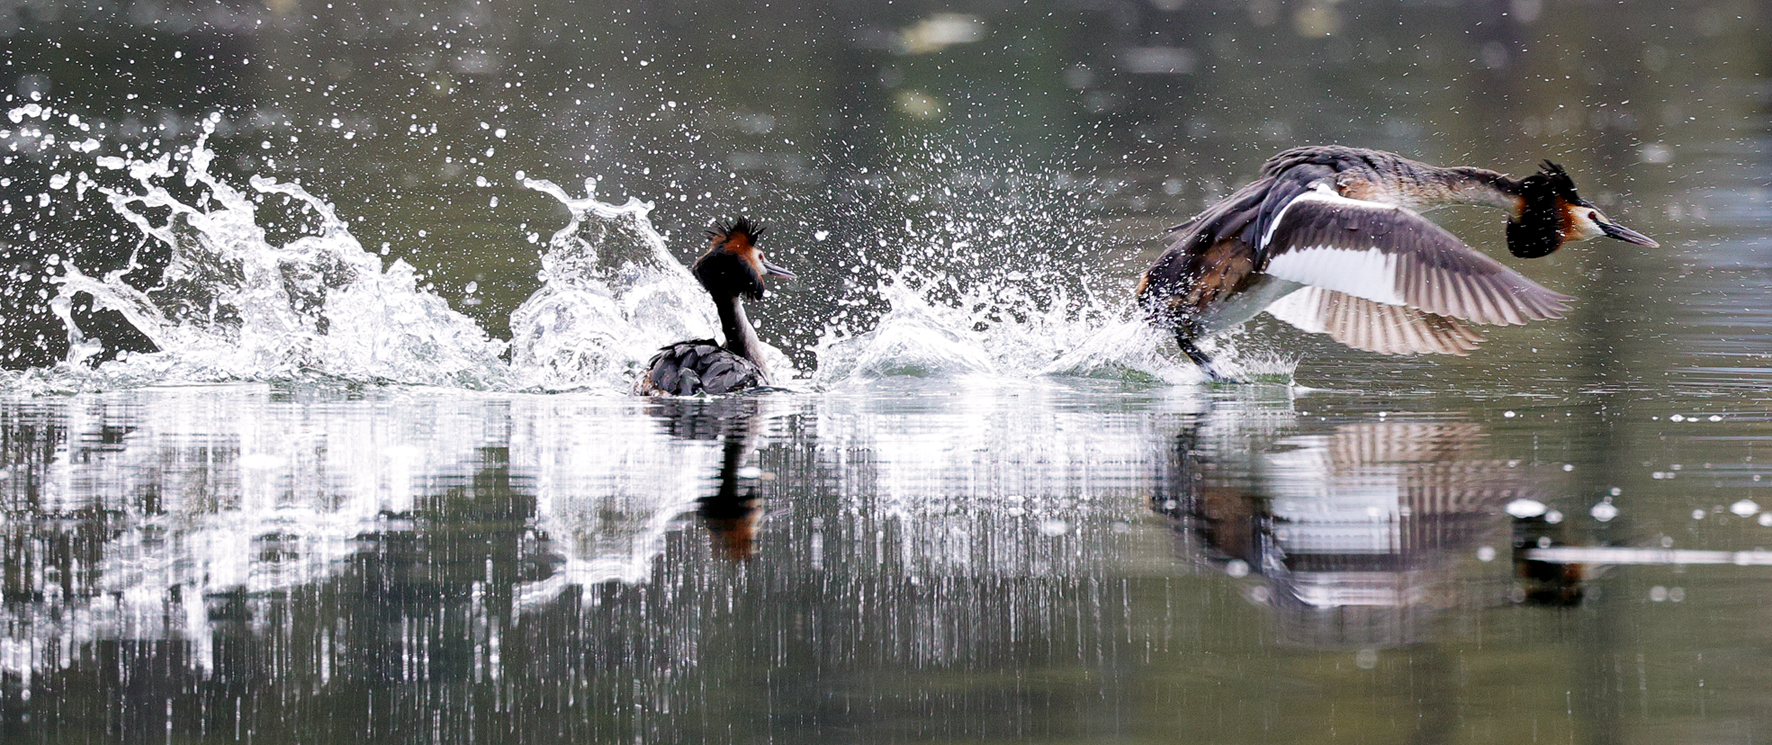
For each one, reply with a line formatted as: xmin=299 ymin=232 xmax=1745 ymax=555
xmin=810 ymin=282 xmax=997 ymax=384
xmin=50 ymin=114 xmax=509 ymax=387
xmin=812 ymin=271 xmax=1210 ymax=388
xmin=5 ymin=105 xmax=1252 ymax=392
xmin=507 ymin=178 xmax=792 ymax=391
xmin=7 ymin=105 xmax=805 ymax=394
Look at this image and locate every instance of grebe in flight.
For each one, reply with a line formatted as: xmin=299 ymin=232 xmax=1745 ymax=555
xmin=635 ymin=218 xmax=794 ymax=396
xmin=1137 ymin=146 xmax=1657 ymax=380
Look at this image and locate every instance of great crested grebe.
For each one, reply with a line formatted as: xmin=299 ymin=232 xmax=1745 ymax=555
xmin=1137 ymin=146 xmax=1658 ymax=380
xmin=635 ymin=218 xmax=794 ymax=396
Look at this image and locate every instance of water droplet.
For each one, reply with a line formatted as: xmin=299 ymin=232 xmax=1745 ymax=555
xmin=1591 ymin=501 xmax=1619 ymax=522
xmin=1505 ymin=498 xmax=1547 ymax=518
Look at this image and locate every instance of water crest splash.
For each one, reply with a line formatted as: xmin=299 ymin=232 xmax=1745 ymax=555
xmin=49 ymin=114 xmax=509 ymax=387
xmin=794 ymin=141 xmax=1237 ymax=388
xmin=7 ymin=106 xmax=796 ymax=393
xmin=507 ymin=178 xmax=792 ymax=391
xmin=5 ymin=105 xmax=1263 ymax=392
xmin=811 ymin=271 xmax=1212 ymax=387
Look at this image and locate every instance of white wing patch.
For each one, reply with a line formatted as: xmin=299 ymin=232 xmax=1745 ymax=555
xmin=1260 ymin=187 xmax=1413 ymax=308
xmin=1256 ymin=185 xmax=1570 ymax=326
xmin=1263 ymin=246 xmax=1407 ymax=306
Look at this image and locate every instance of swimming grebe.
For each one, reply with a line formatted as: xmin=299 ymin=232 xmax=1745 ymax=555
xmin=635 ymin=218 xmax=794 ymax=396
xmin=1137 ymin=146 xmax=1658 ymax=379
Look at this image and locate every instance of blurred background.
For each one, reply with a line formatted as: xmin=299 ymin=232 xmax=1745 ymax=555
xmin=4 ymin=4 xmax=1772 ymax=742
xmin=0 ymin=0 xmax=1766 ymax=379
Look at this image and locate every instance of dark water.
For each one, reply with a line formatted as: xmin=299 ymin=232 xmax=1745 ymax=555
xmin=4 ymin=0 xmax=1772 ymax=742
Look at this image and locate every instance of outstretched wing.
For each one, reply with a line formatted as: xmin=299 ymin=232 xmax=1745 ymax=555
xmin=1265 ymin=286 xmax=1486 ymax=356
xmin=1258 ymin=187 xmax=1572 ymax=326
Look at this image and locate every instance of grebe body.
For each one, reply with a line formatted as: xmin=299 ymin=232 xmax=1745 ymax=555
xmin=1138 ymin=146 xmax=1657 ymax=379
xmin=636 ymin=218 xmax=794 ymax=396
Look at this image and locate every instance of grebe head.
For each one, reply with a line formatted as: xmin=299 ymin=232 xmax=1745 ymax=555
xmin=691 ymin=217 xmax=795 ymax=299
xmin=1506 ymin=161 xmax=1659 ymax=258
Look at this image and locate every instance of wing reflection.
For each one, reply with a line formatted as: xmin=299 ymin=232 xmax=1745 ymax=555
xmin=1156 ymin=414 xmax=1548 ymax=647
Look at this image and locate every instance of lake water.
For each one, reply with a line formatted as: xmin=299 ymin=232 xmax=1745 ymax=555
xmin=3 ymin=1 xmax=1772 ymax=742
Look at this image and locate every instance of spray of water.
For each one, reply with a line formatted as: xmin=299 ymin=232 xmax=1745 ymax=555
xmin=508 ymin=178 xmax=792 ymax=391
xmin=41 ymin=112 xmax=510 ymax=387
xmin=799 ymin=142 xmax=1223 ymax=387
xmin=4 ymin=106 xmax=1288 ymax=392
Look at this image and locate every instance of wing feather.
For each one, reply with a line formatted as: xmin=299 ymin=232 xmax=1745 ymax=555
xmin=1259 ymin=188 xmax=1572 ymax=325
xmin=1266 ymin=286 xmax=1486 ymax=356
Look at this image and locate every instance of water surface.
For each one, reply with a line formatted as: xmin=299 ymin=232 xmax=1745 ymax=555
xmin=3 ymin=1 xmax=1772 ymax=742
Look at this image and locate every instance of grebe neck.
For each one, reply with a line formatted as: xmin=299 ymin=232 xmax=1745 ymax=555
xmin=1436 ymin=167 xmax=1527 ymax=215
xmin=715 ymin=294 xmax=769 ymax=380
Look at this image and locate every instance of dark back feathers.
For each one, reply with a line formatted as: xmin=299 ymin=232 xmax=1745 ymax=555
xmin=636 ymin=339 xmax=766 ymax=396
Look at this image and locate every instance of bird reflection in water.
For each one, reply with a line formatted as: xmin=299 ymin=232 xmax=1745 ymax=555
xmin=1506 ymin=499 xmax=1591 ymax=606
xmin=1154 ymin=412 xmax=1563 ymax=647
xmin=645 ymin=396 xmax=772 ymax=561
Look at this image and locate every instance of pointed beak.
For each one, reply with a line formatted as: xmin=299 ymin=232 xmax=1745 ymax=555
xmin=761 ymin=259 xmax=796 ymax=280
xmin=1599 ymin=220 xmax=1659 ymax=247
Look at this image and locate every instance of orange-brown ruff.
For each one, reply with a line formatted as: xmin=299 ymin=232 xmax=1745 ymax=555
xmin=635 ymin=218 xmax=795 ymax=396
xmin=1138 ymin=146 xmax=1658 ymax=380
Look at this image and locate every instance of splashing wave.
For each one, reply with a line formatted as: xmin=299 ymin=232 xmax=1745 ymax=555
xmin=507 ymin=178 xmax=792 ymax=392
xmin=4 ymin=106 xmax=1260 ymax=393
xmin=44 ymin=114 xmax=510 ymax=388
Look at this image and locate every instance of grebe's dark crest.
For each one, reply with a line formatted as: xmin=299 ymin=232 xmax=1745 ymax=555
xmin=1138 ymin=146 xmax=1658 ymax=380
xmin=635 ymin=217 xmax=795 ymax=396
